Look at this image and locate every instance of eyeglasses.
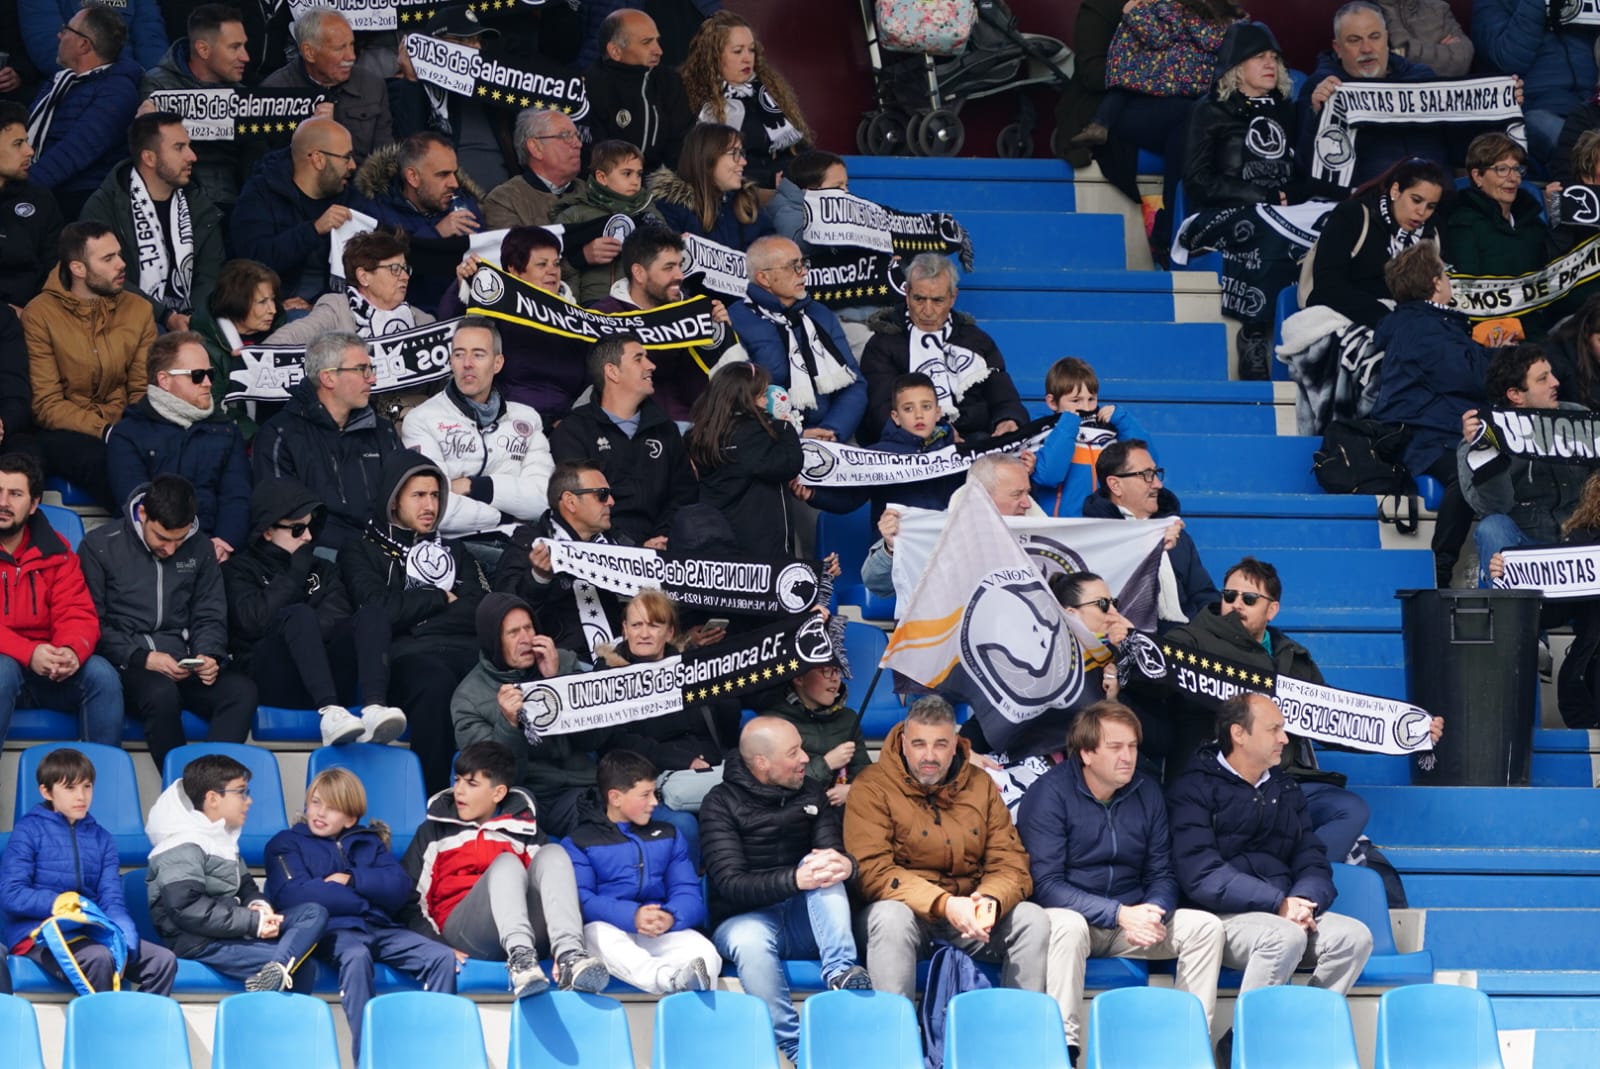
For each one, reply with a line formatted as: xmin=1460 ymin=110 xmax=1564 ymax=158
xmin=273 ymin=521 xmax=312 ymax=538
xmin=1074 ymin=597 xmax=1119 ymax=613
xmin=331 ymin=364 xmax=378 ymax=379
xmin=316 ymin=148 xmax=356 ymax=162
xmin=59 ymin=23 xmax=92 ymax=42
xmin=570 ymin=487 xmax=614 ymax=502
xmin=1221 ymin=589 xmax=1274 ymax=607
xmin=723 ymin=147 xmax=748 ymax=161
xmin=780 ymin=257 xmax=811 ymax=276
xmin=164 ymin=367 xmax=214 ymax=384
xmin=534 ymin=130 xmax=582 ymax=143
xmin=1485 ymin=164 xmax=1527 ymax=178
xmin=372 ymin=263 xmax=413 ymax=277
xmin=1110 ymin=467 xmax=1164 ymax=483
xmin=219 ymin=786 xmax=252 ymax=799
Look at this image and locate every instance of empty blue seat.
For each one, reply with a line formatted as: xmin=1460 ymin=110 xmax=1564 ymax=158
xmin=161 ymin=742 xmax=288 ymax=866
xmin=946 ymin=989 xmax=1070 ymax=1069
xmin=508 ymin=990 xmax=634 ymax=1069
xmin=39 ymin=504 xmax=86 ymax=550
xmin=1330 ymin=862 xmax=1434 ymax=986
xmin=44 ymin=477 xmax=97 ymax=507
xmin=6 ymin=706 xmax=208 ymax=743
xmin=1415 ymin=474 xmax=1445 ymax=511
xmin=64 ymin=991 xmax=193 ymax=1069
xmin=1171 ymin=182 xmax=1222 ymax=277
xmin=359 ymin=992 xmax=489 ymax=1069
xmin=817 ymin=504 xmax=896 ymax=619
xmin=652 ymin=991 xmax=781 ymax=1069
xmin=0 ymin=993 xmax=46 ymax=1069
xmin=213 ymin=992 xmax=340 ymax=1069
xmin=1375 ymin=984 xmax=1504 ymax=1069
xmin=1083 ymin=986 xmax=1211 ymax=1069
xmin=841 ymin=621 xmax=906 ymax=739
xmin=800 ymin=990 xmax=921 ymax=1069
xmin=15 ymin=741 xmax=150 ymax=864
xmin=1231 ymin=984 xmax=1359 ymax=1068
xmin=1272 ymin=284 xmax=1298 ymax=383
xmin=306 ymin=744 xmax=428 ymax=856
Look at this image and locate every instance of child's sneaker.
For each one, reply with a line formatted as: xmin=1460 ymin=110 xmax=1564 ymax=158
xmin=358 ymin=704 xmax=408 ymax=744
xmin=670 ymin=958 xmax=711 ymax=992
xmin=319 ymin=706 xmax=364 ymax=747
xmin=556 ymin=950 xmax=609 ymax=992
xmin=507 ymin=946 xmax=549 ymax=999
xmin=245 ymin=960 xmax=293 ymax=993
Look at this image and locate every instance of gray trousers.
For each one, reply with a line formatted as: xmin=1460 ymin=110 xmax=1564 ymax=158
xmin=441 ymin=848 xmax=586 ymax=962
xmin=1219 ymin=910 xmax=1374 ymax=994
xmin=862 ymin=899 xmax=1052 ymax=1001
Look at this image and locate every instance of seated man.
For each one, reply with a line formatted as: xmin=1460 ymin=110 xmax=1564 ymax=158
xmin=251 ymin=332 xmax=402 ymax=553
xmin=859 ymin=253 xmax=1026 ymax=447
xmin=1168 ymin=692 xmax=1374 ymax=1059
xmin=0 ymin=101 xmax=64 ymax=310
xmin=844 ymin=697 xmax=1051 ymax=1005
xmin=24 ymin=221 xmax=156 ymax=509
xmin=359 ymin=131 xmax=485 ymax=317
xmin=106 ymin=332 xmax=250 ymax=562
xmin=0 ymin=452 xmax=121 ymax=747
xmin=80 ymin=475 xmax=257 ymax=771
xmin=140 ymin=4 xmax=253 ymax=211
xmin=402 ymin=317 xmax=554 ymax=547
xmin=700 ymin=716 xmax=870 ymax=1063
xmin=261 ymin=6 xmax=391 ymax=162
xmin=549 ymin=334 xmax=698 ymax=548
xmin=482 ymin=107 xmax=581 ymax=229
xmin=582 ymin=9 xmax=692 ymax=172
xmin=1017 ymin=701 xmax=1223 ymax=1061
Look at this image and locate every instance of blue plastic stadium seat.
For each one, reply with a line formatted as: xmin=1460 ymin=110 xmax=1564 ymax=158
xmin=946 ymin=989 xmax=1070 ymax=1069
xmin=251 ymin=705 xmax=324 ymax=742
xmin=15 ymin=741 xmax=151 ymax=864
xmin=306 ymin=744 xmax=428 ymax=857
xmin=1375 ymin=984 xmax=1504 ymax=1069
xmin=799 ymin=990 xmax=921 ymax=1069
xmin=161 ymin=742 xmax=288 ymax=866
xmin=816 ymin=504 xmax=896 ymax=619
xmin=39 ymin=504 xmax=85 ymax=550
xmin=1231 ymin=985 xmax=1359 ymax=1068
xmin=841 ymin=621 xmax=907 ymax=739
xmin=0 ymin=993 xmax=46 ymax=1069
xmin=1270 ymin=285 xmax=1297 ymax=382
xmin=1083 ymin=987 xmax=1212 ymax=1069
xmin=1415 ymin=474 xmax=1445 ymax=511
xmin=5 ymin=707 xmax=209 ymax=743
xmin=1331 ymin=863 xmax=1434 ymax=986
xmin=360 ymin=992 xmax=489 ymax=1069
xmin=44 ymin=477 xmax=97 ymax=507
xmin=509 ymin=991 xmax=634 ymax=1069
xmin=755 ymin=955 xmax=1145 ymax=994
xmin=652 ymin=991 xmax=782 ymax=1069
xmin=64 ymin=991 xmax=193 ymax=1069
xmin=214 ymin=992 xmax=340 ymax=1069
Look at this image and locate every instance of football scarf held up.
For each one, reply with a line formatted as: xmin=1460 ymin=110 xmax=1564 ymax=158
xmin=799 ymin=189 xmax=974 ymax=311
xmin=540 ymin=538 xmax=833 ymax=616
xmin=1312 ymin=77 xmax=1524 ymax=186
xmin=224 ymin=318 xmax=460 ymax=402
xmin=464 ymin=260 xmax=722 ymax=350
xmin=796 ymin=415 xmax=1058 ymax=487
xmin=145 ymin=86 xmax=327 ymax=142
xmin=1449 ymin=233 xmax=1600 ymax=320
xmin=1494 ymin=543 xmax=1600 ymax=599
xmin=1469 ymin=407 xmax=1600 ymax=466
xmin=404 ymin=33 xmax=588 ymax=119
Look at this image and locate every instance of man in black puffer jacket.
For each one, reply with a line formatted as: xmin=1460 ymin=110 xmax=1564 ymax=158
xmin=698 ymin=716 xmax=870 ymax=1064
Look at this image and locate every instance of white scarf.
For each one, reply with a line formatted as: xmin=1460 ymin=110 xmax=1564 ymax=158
xmin=749 ymin=302 xmax=856 ymax=412
xmin=26 ymin=66 xmax=98 ymax=158
xmin=549 ymin=521 xmax=616 ymax=656
xmin=218 ymin=317 xmax=245 ymax=352
xmin=145 ymin=384 xmax=214 ymax=429
xmin=907 ymin=317 xmax=991 ymax=420
xmin=405 ymin=539 xmax=456 ymax=591
xmin=130 ymin=168 xmax=196 ymax=315
xmin=347 ymin=285 xmax=416 ymax=338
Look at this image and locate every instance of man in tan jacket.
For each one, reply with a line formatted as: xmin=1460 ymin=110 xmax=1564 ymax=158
xmin=24 ymin=221 xmax=156 ymax=508
xmin=843 ymin=695 xmax=1053 ymax=1001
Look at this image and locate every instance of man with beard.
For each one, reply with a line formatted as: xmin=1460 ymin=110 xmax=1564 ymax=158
xmin=0 ymin=101 xmax=63 ymax=311
xmin=141 ymin=5 xmax=253 ymax=211
xmin=83 ymin=111 xmax=225 ymax=334
xmin=106 ymin=333 xmax=249 ymax=562
xmin=23 ymin=221 xmax=156 ymax=509
xmin=262 ymin=6 xmax=392 ymax=162
xmin=359 ymin=131 xmax=484 ymax=316
xmin=230 ymin=117 xmax=368 ymax=311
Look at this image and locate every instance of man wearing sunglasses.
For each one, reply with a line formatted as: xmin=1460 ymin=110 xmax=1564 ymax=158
xmin=106 ymin=332 xmax=248 ymax=563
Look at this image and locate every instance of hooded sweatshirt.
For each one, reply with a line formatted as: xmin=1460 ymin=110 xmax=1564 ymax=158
xmin=400 ymin=782 xmax=545 ymax=934
xmin=144 ymin=781 xmax=268 ymax=955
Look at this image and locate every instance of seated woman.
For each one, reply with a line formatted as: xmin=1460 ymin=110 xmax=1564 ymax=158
xmin=1442 ymin=132 xmax=1550 ymax=280
xmin=265 ymin=230 xmax=438 ymax=345
xmin=649 ymin=123 xmax=775 ymax=249
xmin=195 ymin=259 xmax=286 ymax=439
xmin=1369 ymin=242 xmax=1499 ymax=586
xmin=680 ymin=12 xmax=811 ymax=190
xmin=1545 ymin=293 xmax=1600 ymax=410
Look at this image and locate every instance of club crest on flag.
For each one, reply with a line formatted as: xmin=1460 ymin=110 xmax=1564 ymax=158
xmin=959 ymin=566 xmax=1085 ymax=720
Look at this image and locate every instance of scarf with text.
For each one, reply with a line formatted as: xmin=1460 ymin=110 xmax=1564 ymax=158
xmin=404 ymin=33 xmax=589 ymax=119
xmin=289 ymin=0 xmax=394 ymax=30
xmin=798 ymin=413 xmax=1057 ymax=487
xmin=548 ymin=521 xmax=616 ymax=655
xmin=1467 ymin=407 xmax=1600 ymax=470
xmin=465 ymin=259 xmax=721 ymax=349
xmin=130 ymin=170 xmax=196 ymax=316
xmin=800 ymin=189 xmax=973 ymax=310
xmin=1312 ymin=77 xmax=1524 ymax=186
xmin=364 ymin=523 xmax=459 ymax=592
xmin=347 ymin=285 xmax=417 ymax=337
xmin=908 ymin=315 xmax=992 ymax=419
xmin=1494 ymin=543 xmax=1600 ymax=598
xmin=747 ymin=301 xmax=856 ymax=412
xmin=1553 ymin=0 xmax=1600 ymax=27
xmin=540 ymin=538 xmax=832 ymax=616
xmin=224 ymin=317 xmax=459 ymax=402
xmin=710 ymin=77 xmax=805 ymax=160
xmin=1450 ymin=232 xmax=1600 ymax=319
xmin=1174 ymin=201 xmax=1331 ymax=323
xmin=145 ymin=86 xmax=326 ymax=143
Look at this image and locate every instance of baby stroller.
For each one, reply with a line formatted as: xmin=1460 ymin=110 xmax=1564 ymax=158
xmin=857 ymin=0 xmax=1074 ymax=157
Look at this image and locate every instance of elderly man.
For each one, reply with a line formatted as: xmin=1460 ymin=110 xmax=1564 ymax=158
xmin=82 ymin=110 xmax=225 ymax=333
xmin=700 ymin=716 xmax=870 ymax=1064
xmin=1473 ymin=0 xmax=1594 ymax=165
xmin=142 ymin=4 xmax=253 ymax=209
xmin=583 ymin=9 xmax=693 ymax=171
xmin=481 ymin=106 xmax=622 ymax=272
xmin=860 ymin=253 xmax=1027 ymax=447
xmin=230 ymin=117 xmax=366 ymax=309
xmin=359 ymin=131 xmax=484 ymax=315
xmin=729 ymin=234 xmax=867 ymax=443
xmin=0 ymin=101 xmax=63 ymax=311
xmin=262 ymin=5 xmax=392 ymax=162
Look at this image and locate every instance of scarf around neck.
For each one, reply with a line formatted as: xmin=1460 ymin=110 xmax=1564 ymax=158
xmin=749 ymin=300 xmax=855 ymax=412
xmin=131 ymin=169 xmax=196 ymax=315
xmin=27 ymin=66 xmax=103 ymax=157
xmin=1375 ymin=190 xmax=1428 ymax=259
xmin=548 ymin=519 xmax=617 ymax=656
xmin=906 ymin=315 xmax=991 ymax=420
xmin=365 ymin=521 xmax=458 ymax=593
xmin=347 ymin=285 xmax=416 ymax=338
xmin=583 ymin=176 xmax=655 ymax=217
xmin=145 ymin=384 xmax=214 ymax=429
xmin=709 ymin=76 xmax=805 ymax=159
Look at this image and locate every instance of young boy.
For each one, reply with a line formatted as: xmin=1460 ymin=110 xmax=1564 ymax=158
xmin=762 ymin=661 xmax=870 ymax=807
xmin=871 ymin=372 xmax=965 ymax=513
xmin=145 ymin=753 xmax=329 ymax=991
xmin=553 ymin=139 xmax=669 ymax=303
xmin=0 ymin=748 xmax=177 ymax=995
xmin=560 ymin=751 xmax=720 ymax=993
xmin=402 ymin=741 xmax=609 ymax=999
xmin=1032 ymin=357 xmax=1155 ymax=516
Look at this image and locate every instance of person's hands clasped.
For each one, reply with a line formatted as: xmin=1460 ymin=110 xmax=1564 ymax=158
xmin=1117 ymin=903 xmax=1168 ymax=948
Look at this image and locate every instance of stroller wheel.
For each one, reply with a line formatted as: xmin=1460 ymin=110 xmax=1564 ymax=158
xmin=864 ymin=111 xmax=909 ymax=156
xmin=916 ymin=108 xmax=964 ymax=156
xmin=997 ymin=123 xmax=1031 ymax=158
xmin=857 ymin=117 xmax=872 ymax=155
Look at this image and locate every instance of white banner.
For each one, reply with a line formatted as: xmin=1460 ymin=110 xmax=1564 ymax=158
xmin=798 ymin=419 xmax=1053 ymax=488
xmin=1274 ymin=675 xmax=1435 ymax=756
xmin=1450 ymin=233 xmax=1600 ymax=319
xmin=801 ymin=190 xmax=896 ymax=254
xmin=1494 ymin=544 xmax=1600 ymax=599
xmin=289 ymin=0 xmax=394 ymax=30
xmin=1312 ymin=77 xmax=1523 ymax=185
xmin=520 ymin=658 xmax=684 ymax=736
xmin=680 ymin=233 xmax=749 ymax=299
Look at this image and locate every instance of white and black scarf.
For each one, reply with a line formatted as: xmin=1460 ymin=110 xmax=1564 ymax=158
xmin=130 ymin=168 xmax=196 ymax=315
xmin=27 ymin=66 xmax=100 ymax=159
xmin=549 ymin=521 xmax=617 ymax=656
xmin=347 ymin=285 xmax=416 ymax=338
xmin=704 ymin=77 xmax=804 ymax=159
xmin=1375 ymin=190 xmax=1428 ymax=259
xmin=907 ymin=316 xmax=991 ymax=420
xmin=748 ymin=302 xmax=855 ymax=412
xmin=365 ymin=523 xmax=458 ymax=592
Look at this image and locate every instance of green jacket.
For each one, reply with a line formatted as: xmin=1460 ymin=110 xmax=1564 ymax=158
xmin=763 ymin=686 xmax=871 ymax=785
xmin=551 ymin=183 xmax=668 ymax=304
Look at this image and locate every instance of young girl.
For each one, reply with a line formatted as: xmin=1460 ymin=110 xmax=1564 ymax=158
xmin=649 ymin=123 xmax=774 ymax=248
xmin=264 ymin=769 xmax=457 ymax=1062
xmin=686 ymin=363 xmax=804 ymax=558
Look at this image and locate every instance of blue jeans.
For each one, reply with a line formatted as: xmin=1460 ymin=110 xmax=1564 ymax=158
xmin=713 ymin=883 xmax=861 ymax=1060
xmin=0 ymin=653 xmax=123 ymax=745
xmin=187 ymin=902 xmax=329 ymax=989
xmin=326 ymin=926 xmax=458 ymax=1062
xmin=1474 ymin=513 xmax=1531 ymax=588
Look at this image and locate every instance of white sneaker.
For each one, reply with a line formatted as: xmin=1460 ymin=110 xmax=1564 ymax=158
xmin=359 ymin=705 xmax=408 ymax=744
xmin=319 ymin=706 xmax=364 ymax=747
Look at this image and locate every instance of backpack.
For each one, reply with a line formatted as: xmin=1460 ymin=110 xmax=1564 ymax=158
xmin=1312 ymin=417 xmax=1420 ymax=534
xmin=919 ymin=944 xmax=992 ymax=1069
xmin=1297 ymin=203 xmax=1370 ymax=309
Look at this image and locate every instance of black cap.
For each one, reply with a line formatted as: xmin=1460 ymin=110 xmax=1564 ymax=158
xmin=1214 ymin=21 xmax=1282 ymax=84
xmin=425 ymin=5 xmax=500 ymax=40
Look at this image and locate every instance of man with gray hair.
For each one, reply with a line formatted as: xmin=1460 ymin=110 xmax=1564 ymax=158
xmin=482 ymin=106 xmax=623 ymax=270
xmin=262 ymin=5 xmax=392 ymax=162
xmin=250 ymin=332 xmax=401 ymax=552
xmin=860 ymin=252 xmax=1026 ymax=447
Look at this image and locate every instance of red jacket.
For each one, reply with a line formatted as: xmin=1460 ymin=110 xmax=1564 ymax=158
xmin=400 ymin=786 xmax=545 ymax=934
xmin=0 ymin=511 xmax=99 ymax=667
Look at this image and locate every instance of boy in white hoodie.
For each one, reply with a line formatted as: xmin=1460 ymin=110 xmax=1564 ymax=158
xmin=145 ymin=753 xmax=329 ymax=991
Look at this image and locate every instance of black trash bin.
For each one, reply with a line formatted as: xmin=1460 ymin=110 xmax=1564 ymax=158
xmin=1396 ymin=588 xmax=1542 ymax=786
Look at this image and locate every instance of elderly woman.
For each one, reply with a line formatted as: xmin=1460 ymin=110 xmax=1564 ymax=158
xmin=680 ymin=11 xmax=811 ymax=189
xmin=858 ymin=253 xmax=1028 ymax=446
xmin=1442 ymin=133 xmax=1549 ymax=279
xmin=265 ymin=230 xmax=437 ymax=345
xmin=196 ymin=260 xmax=286 ymax=423
xmin=649 ymin=123 xmax=775 ymax=249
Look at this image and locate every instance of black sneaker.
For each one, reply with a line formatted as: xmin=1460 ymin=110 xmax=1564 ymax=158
xmin=507 ymin=946 xmax=549 ymax=999
xmin=826 ymin=964 xmax=871 ymax=991
xmin=556 ymin=951 xmax=609 ymax=993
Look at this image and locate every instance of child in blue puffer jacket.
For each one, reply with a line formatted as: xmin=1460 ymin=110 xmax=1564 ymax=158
xmin=1031 ymin=357 xmax=1155 ymax=516
xmin=265 ymin=768 xmax=456 ymax=1062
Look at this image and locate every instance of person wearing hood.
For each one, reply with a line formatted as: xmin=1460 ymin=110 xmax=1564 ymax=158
xmin=145 ymin=751 xmax=330 ymax=992
xmin=260 ymin=7 xmax=392 ymax=163
xmin=648 ymin=122 xmax=775 ymax=249
xmin=250 ymin=331 xmax=403 ymax=553
xmin=451 ymin=591 xmax=607 ymax=838
xmin=761 ymin=657 xmax=868 ymax=807
xmin=80 ymin=475 xmax=256 ymax=771
xmin=581 ymin=9 xmax=693 ymax=173
xmin=105 ymin=332 xmax=251 ymax=562
xmin=552 ymin=140 xmax=669 ymax=305
xmin=842 ymin=697 xmax=1050 ymax=1010
xmin=224 ymin=477 xmax=406 ymax=749
xmin=139 ymin=4 xmax=252 ymax=210
xmin=342 ymin=450 xmax=491 ymax=792
xmin=262 ymin=229 xmax=438 ymax=346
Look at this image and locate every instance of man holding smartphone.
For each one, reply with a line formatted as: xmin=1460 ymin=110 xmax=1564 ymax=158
xmin=80 ymin=473 xmax=256 ymax=770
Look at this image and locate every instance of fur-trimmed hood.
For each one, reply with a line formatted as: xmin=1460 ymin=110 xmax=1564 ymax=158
xmin=354 ymin=141 xmax=489 ymax=204
xmin=646 ymin=165 xmax=701 ymax=211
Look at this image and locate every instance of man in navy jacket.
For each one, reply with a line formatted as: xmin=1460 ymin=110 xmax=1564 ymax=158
xmin=1017 ymin=701 xmax=1223 ymax=1058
